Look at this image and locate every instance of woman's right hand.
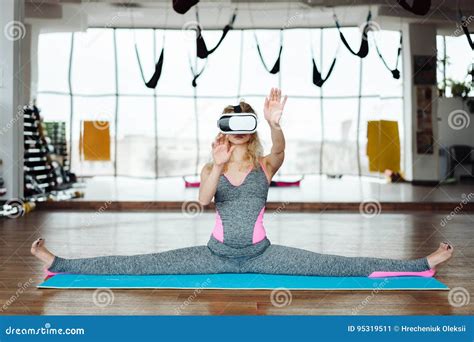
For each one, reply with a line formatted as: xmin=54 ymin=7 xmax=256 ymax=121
xmin=212 ymin=134 xmax=235 ymax=166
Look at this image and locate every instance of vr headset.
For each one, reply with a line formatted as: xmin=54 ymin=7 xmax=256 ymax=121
xmin=217 ymin=105 xmax=258 ymax=134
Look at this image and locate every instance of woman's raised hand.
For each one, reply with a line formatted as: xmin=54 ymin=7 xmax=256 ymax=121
xmin=212 ymin=134 xmax=235 ymax=166
xmin=264 ymin=88 xmax=288 ymax=129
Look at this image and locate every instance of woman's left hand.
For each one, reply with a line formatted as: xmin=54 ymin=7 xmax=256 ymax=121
xmin=264 ymin=88 xmax=288 ymax=129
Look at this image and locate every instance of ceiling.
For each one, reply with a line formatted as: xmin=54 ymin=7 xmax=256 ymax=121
xmin=25 ymin=0 xmax=474 ymax=32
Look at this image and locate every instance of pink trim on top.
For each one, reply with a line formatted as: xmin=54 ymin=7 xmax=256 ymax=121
xmin=258 ymin=159 xmax=271 ymax=184
xmin=223 ymin=165 xmax=253 ymax=187
xmin=212 ymin=211 xmax=224 ymax=242
xmin=368 ymin=269 xmax=436 ymax=278
xmin=252 ymin=207 xmax=267 ymax=244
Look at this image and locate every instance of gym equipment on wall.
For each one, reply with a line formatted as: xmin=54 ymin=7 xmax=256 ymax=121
xmin=373 ymin=32 xmax=403 ymax=79
xmin=397 ymin=0 xmax=431 ymax=16
xmin=23 ymin=105 xmax=76 ymax=197
xmin=196 ymin=8 xmax=237 ymax=59
xmin=334 ymin=11 xmax=371 ymax=58
xmin=173 ymin=0 xmax=199 ymax=14
xmin=255 ymin=30 xmax=283 ymax=74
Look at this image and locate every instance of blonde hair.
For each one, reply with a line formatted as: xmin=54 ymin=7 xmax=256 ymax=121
xmin=206 ymin=101 xmax=263 ymax=173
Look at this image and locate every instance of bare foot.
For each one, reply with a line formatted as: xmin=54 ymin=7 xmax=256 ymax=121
xmin=31 ymin=238 xmax=55 ymax=269
xmin=427 ymin=242 xmax=454 ymax=269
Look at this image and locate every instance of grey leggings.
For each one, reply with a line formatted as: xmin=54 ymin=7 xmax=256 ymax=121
xmin=49 ymin=245 xmax=430 ymax=277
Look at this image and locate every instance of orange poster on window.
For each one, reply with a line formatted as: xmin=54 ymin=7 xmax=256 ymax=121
xmin=366 ymin=120 xmax=400 ymax=173
xmin=79 ymin=121 xmax=111 ymax=161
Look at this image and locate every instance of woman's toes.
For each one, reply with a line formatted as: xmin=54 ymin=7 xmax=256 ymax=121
xmin=440 ymin=242 xmax=451 ymax=251
xmin=31 ymin=238 xmax=45 ymax=255
xmin=31 ymin=239 xmax=41 ymax=254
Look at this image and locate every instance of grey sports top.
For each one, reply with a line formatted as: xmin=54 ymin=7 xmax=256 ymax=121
xmin=207 ymin=160 xmax=271 ymax=258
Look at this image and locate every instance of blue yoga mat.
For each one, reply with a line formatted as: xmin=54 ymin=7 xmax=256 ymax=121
xmin=38 ymin=274 xmax=448 ymax=290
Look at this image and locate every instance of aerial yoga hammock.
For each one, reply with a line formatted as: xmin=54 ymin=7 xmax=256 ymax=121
xmin=132 ymin=9 xmax=167 ymax=89
xmin=134 ymin=35 xmax=165 ymax=89
xmin=172 ymin=0 xmax=199 ymax=14
xmin=248 ymin=6 xmax=283 ymax=75
xmin=311 ymin=29 xmax=339 ymax=87
xmin=334 ymin=11 xmax=372 ymax=58
xmin=189 ymin=7 xmax=237 ymax=86
xmin=373 ymin=32 xmax=403 ymax=79
xmin=196 ymin=8 xmax=237 ymax=59
xmin=397 ymin=0 xmax=431 ymax=16
xmin=254 ymin=30 xmax=283 ymax=74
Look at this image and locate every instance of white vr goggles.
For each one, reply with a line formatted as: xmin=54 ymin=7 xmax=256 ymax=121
xmin=217 ymin=113 xmax=258 ymax=134
xmin=217 ymin=105 xmax=258 ymax=134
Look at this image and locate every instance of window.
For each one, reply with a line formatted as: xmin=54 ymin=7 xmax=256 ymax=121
xmin=437 ymin=33 xmax=474 ymax=97
xmin=37 ymin=27 xmax=404 ymax=178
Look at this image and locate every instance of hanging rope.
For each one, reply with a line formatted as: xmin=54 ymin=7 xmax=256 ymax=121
xmin=196 ymin=7 xmax=237 ymax=59
xmin=188 ymin=54 xmax=208 ymax=87
xmin=397 ymin=0 xmax=431 ymax=16
xmin=334 ymin=11 xmax=371 ymax=58
xmin=373 ymin=32 xmax=403 ymax=79
xmin=459 ymin=9 xmax=474 ymax=50
xmin=311 ymin=29 xmax=339 ymax=87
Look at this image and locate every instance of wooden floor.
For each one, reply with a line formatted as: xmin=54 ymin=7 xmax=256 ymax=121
xmin=0 ymin=211 xmax=473 ymax=315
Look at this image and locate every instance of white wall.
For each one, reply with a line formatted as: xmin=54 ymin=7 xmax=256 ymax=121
xmin=437 ymin=97 xmax=474 ymax=179
xmin=402 ymin=23 xmax=439 ymax=182
xmin=437 ymin=97 xmax=474 ymax=147
xmin=0 ymin=0 xmax=24 ymax=200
